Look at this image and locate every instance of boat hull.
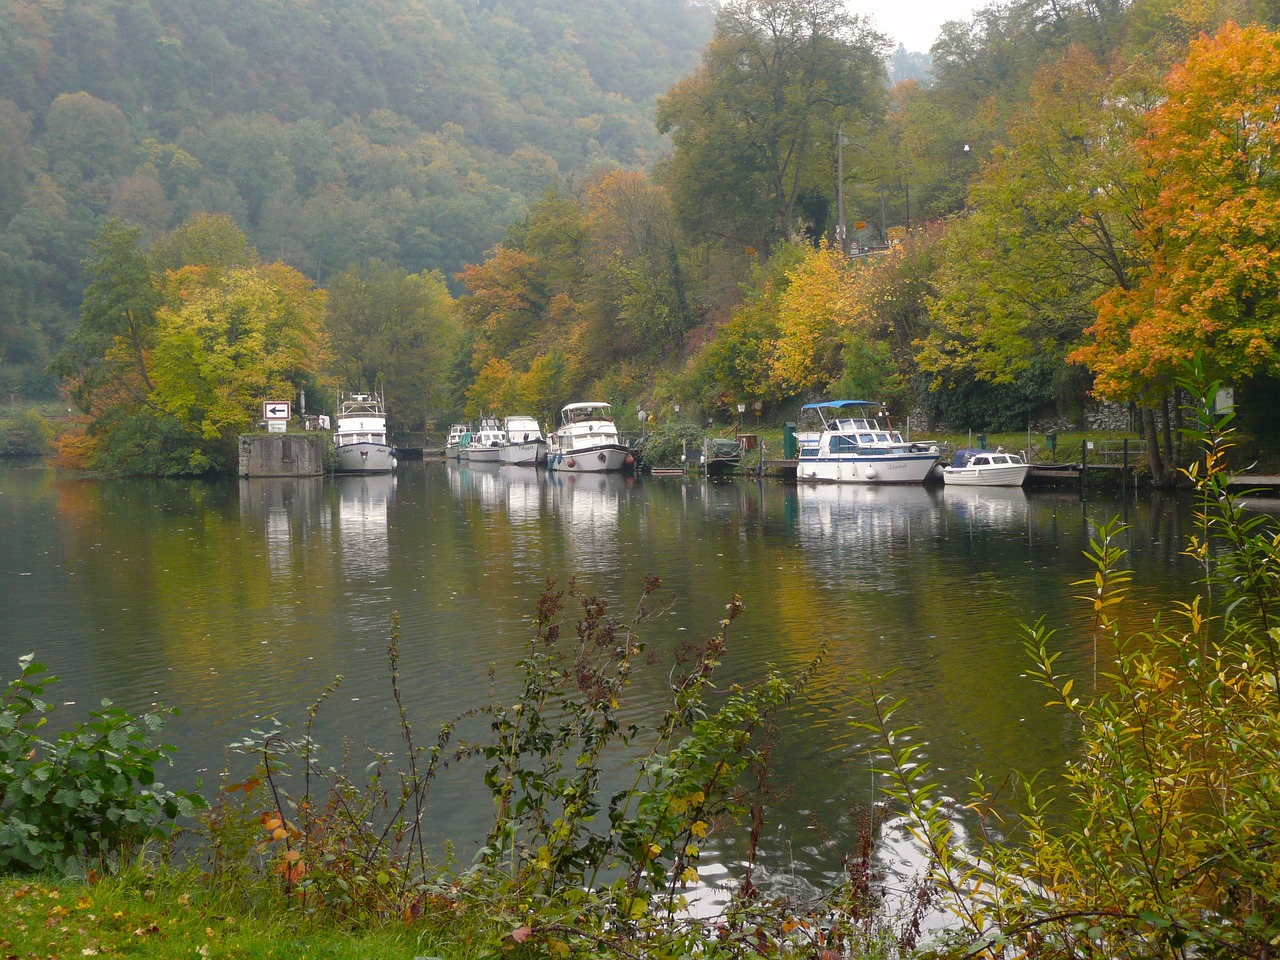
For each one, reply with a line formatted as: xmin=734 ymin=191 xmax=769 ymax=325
xmin=547 ymin=444 xmax=630 ymax=473
xmin=335 ymin=442 xmax=397 ymax=473
xmin=464 ymin=446 xmax=502 ymax=464
xmin=500 ymin=439 xmax=548 ymax=466
xmin=796 ymin=452 xmax=941 ymax=484
xmin=942 ymin=464 xmax=1030 ymax=487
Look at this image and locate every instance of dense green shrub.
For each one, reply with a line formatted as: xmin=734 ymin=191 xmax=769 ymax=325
xmin=0 ymin=655 xmax=205 ymax=874
xmin=0 ymin=409 xmax=50 ymax=457
xmin=637 ymin=419 xmax=708 ymax=469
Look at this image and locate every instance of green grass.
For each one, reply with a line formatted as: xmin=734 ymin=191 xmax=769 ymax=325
xmin=0 ymin=871 xmax=469 ymax=960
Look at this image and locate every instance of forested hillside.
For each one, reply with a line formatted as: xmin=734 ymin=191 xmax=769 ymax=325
xmin=0 ymin=0 xmax=716 ymax=397
xmin=17 ymin=0 xmax=1280 ymax=485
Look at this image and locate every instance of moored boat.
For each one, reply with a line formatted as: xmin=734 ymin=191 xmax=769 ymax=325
xmin=547 ymin=402 xmax=632 ymax=473
xmin=443 ymin=423 xmax=470 ymax=460
xmin=702 ymin=436 xmax=742 ymax=476
xmin=463 ymin=415 xmax=506 ymax=464
xmin=500 ymin=415 xmax=548 ymax=466
xmin=333 ymin=390 xmax=396 ymax=474
xmin=941 ymin=448 xmax=1030 ymax=487
xmin=794 ymin=400 xmax=940 ymax=484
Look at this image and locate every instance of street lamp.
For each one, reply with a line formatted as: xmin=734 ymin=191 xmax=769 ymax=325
xmin=737 ymin=403 xmax=746 ymax=431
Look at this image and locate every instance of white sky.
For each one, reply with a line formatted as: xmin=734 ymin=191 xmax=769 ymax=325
xmin=844 ymin=0 xmax=989 ymax=53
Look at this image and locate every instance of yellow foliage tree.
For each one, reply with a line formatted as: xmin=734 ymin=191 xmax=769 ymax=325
xmin=151 ymin=262 xmax=330 ymax=459
xmin=767 ymin=244 xmax=859 ymax=396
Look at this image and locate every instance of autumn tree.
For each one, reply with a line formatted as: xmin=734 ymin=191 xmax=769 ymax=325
xmin=655 ymin=0 xmax=888 ymax=255
xmin=1075 ymin=23 xmax=1280 ymax=478
xmin=52 ymin=216 xmax=330 ymax=475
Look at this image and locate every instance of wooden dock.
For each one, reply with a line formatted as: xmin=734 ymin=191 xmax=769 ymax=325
xmin=1227 ymin=474 xmax=1280 ymax=493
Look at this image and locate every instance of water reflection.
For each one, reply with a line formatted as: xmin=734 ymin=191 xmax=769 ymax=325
xmin=0 ymin=464 xmax=1208 ymax=902
xmin=335 ymin=473 xmax=396 ymax=579
xmin=546 ymin=470 xmax=630 ymax=572
xmin=941 ymin=484 xmax=1029 ymax=528
xmin=238 ymin=477 xmax=327 ymax=579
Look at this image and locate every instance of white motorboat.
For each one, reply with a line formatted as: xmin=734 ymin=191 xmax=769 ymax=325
xmin=333 ymin=390 xmax=396 ymax=473
xmin=941 ymin=448 xmax=1030 ymax=487
xmin=500 ymin=414 xmax=548 ymax=466
xmin=463 ymin=415 xmax=506 ymax=463
xmin=547 ymin=402 xmax=633 ymax=473
xmin=443 ymin=423 xmax=470 ymax=460
xmin=794 ymin=400 xmax=941 ymax=484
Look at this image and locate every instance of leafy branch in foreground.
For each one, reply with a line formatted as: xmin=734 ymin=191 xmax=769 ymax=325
xmin=860 ymin=366 xmax=1280 ymax=958
xmin=0 ymin=654 xmax=205 ymax=875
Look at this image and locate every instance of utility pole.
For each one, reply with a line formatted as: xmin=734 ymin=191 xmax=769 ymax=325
xmin=836 ymin=126 xmax=847 ymax=255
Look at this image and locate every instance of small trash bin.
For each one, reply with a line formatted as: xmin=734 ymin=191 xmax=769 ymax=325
xmin=737 ymin=433 xmax=757 ymax=451
xmin=977 ymin=434 xmax=988 ymax=449
xmin=1045 ymin=432 xmax=1057 ymax=452
xmin=782 ymin=422 xmax=797 ymax=459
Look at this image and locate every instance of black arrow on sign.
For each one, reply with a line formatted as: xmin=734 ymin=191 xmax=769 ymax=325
xmin=266 ymin=405 xmax=289 ymax=417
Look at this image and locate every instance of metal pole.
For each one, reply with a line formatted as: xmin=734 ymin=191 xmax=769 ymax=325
xmin=836 ymin=126 xmax=847 ymax=255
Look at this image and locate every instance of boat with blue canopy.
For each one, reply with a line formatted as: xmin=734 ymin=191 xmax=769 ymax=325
xmin=795 ymin=400 xmax=941 ymax=484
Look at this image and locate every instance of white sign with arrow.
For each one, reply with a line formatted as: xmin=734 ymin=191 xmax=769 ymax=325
xmin=263 ymin=400 xmax=292 ymax=420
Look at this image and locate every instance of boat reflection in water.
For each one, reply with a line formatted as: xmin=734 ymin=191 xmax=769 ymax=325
xmin=793 ymin=483 xmax=945 ymax=571
xmin=546 ymin=469 xmax=631 ymax=573
xmin=444 ymin=459 xmax=506 ymax=512
xmin=335 ymin=473 xmax=396 ymax=579
xmin=942 ymin=483 xmax=1030 ymax=520
xmin=502 ymin=465 xmax=545 ymax=523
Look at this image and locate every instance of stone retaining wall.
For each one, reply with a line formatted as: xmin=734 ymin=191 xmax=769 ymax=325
xmin=238 ymin=433 xmax=326 ymax=477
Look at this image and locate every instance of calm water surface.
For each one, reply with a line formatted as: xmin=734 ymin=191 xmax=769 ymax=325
xmin=0 ymin=461 xmax=1203 ymax=896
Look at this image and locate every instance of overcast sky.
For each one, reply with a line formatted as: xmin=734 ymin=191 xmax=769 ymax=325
xmin=844 ymin=0 xmax=988 ymax=53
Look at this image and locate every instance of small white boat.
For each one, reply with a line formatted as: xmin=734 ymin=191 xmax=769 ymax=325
xmin=333 ymin=390 xmax=396 ymax=474
xmin=942 ymin=448 xmax=1030 ymax=487
xmin=547 ymin=402 xmax=633 ymax=473
xmin=500 ymin=414 xmax=548 ymax=466
xmin=463 ymin=415 xmax=506 ymax=463
xmin=795 ymin=400 xmax=940 ymax=484
xmin=443 ymin=423 xmax=470 ymax=460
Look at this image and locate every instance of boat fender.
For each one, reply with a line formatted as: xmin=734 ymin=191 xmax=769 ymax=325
xmin=624 ymin=454 xmax=634 ymax=466
xmin=566 ymin=458 xmax=576 ymax=468
xmin=864 ymin=466 xmax=877 ymax=480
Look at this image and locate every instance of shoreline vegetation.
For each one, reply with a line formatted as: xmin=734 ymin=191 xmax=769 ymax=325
xmin=3 ymin=378 xmax=1279 ymax=958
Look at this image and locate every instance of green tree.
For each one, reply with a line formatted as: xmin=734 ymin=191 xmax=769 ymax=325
xmin=325 ymin=260 xmax=460 ymax=432
xmin=50 ymin=220 xmax=161 ymax=415
xmin=917 ymin=48 xmax=1153 ymax=427
xmin=655 ymin=0 xmax=888 ymax=254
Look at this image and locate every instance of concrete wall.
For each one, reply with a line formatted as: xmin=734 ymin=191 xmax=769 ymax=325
xmin=238 ymin=433 xmax=326 ymax=477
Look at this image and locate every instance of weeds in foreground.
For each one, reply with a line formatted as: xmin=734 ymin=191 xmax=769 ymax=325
xmin=862 ymin=365 xmax=1280 ymax=957
xmin=195 ymin=578 xmax=927 ymax=957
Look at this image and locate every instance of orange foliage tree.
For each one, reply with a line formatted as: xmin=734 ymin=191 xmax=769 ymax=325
xmin=1075 ymin=23 xmax=1280 ymax=401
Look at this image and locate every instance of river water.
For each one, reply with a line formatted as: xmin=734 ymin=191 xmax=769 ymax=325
xmin=0 ymin=461 xmax=1206 ymax=900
